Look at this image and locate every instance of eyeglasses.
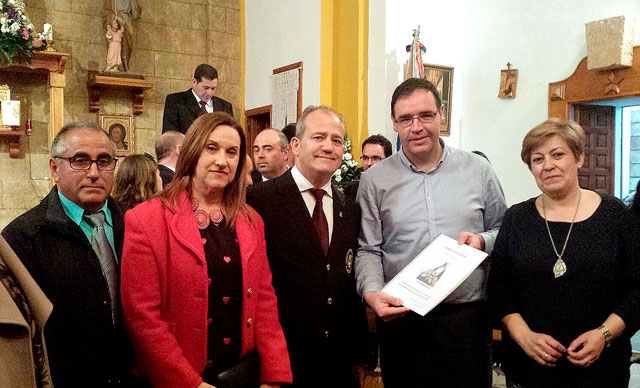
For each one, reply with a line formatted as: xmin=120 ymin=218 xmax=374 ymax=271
xmin=55 ymin=155 xmax=118 ymax=171
xmin=394 ymin=111 xmax=438 ymax=128
xmin=361 ymin=155 xmax=384 ymax=163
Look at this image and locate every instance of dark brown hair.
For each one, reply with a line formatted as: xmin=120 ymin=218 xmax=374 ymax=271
xmin=362 ymin=134 xmax=393 ymax=158
xmin=391 ymin=78 xmax=441 ymax=117
xmin=194 ymin=64 xmax=218 ymax=82
xmin=161 ymin=112 xmax=249 ymax=227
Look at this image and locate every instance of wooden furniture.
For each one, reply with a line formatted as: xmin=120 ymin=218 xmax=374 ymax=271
xmin=0 ymin=51 xmax=69 ymax=157
xmin=548 ymin=45 xmax=640 ymax=119
xmin=87 ymin=71 xmax=154 ymax=115
xmin=0 ymin=130 xmax=25 ymax=158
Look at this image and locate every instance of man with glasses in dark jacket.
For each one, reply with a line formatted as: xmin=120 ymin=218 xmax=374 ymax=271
xmin=2 ymin=122 xmax=139 ymax=388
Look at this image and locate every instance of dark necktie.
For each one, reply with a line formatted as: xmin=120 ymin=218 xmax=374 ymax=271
xmin=199 ymin=100 xmax=208 ymax=116
xmin=83 ymin=211 xmax=119 ymax=325
xmin=310 ymin=188 xmax=329 ymax=256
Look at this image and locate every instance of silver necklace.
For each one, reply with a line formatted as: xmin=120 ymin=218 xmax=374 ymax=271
xmin=541 ymin=190 xmax=581 ymax=278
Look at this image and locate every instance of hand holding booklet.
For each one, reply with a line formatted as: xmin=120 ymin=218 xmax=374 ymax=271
xmin=380 ymin=234 xmax=488 ymax=316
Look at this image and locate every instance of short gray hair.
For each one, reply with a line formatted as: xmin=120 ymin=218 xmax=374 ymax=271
xmin=51 ymin=122 xmax=115 ymax=158
xmin=295 ymin=105 xmax=345 ymax=138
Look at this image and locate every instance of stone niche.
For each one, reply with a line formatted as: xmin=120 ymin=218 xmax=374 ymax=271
xmin=585 ymin=15 xmax=635 ymax=70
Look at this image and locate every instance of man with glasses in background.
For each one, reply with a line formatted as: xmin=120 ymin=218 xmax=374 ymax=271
xmin=2 ymin=123 xmax=138 ymax=388
xmin=360 ymin=134 xmax=392 ymax=171
xmin=355 ymin=78 xmax=507 ymax=388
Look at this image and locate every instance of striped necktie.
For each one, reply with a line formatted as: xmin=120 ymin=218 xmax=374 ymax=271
xmin=199 ymin=100 xmax=208 ymax=115
xmin=83 ymin=211 xmax=119 ymax=325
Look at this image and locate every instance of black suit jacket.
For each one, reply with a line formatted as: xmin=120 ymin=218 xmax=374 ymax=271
xmin=157 ymin=164 xmax=175 ymax=187
xmin=1 ymin=187 xmax=135 ymax=388
xmin=250 ymin=169 xmax=263 ymax=185
xmin=247 ymin=170 xmax=368 ymax=387
xmin=162 ymin=89 xmax=233 ymax=134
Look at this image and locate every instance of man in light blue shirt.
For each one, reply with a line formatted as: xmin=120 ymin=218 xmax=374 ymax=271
xmin=356 ymin=78 xmax=507 ymax=388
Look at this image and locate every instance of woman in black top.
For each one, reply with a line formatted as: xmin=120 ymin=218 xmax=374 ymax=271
xmin=488 ymin=119 xmax=640 ymax=388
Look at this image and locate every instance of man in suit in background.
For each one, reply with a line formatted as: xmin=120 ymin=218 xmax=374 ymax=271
xmin=154 ymin=130 xmax=184 ymax=187
xmin=162 ymin=64 xmax=233 ymax=134
xmin=247 ymin=106 xmax=368 ymax=388
xmin=252 ymin=128 xmax=289 ymax=182
xmin=2 ymin=122 xmax=137 ymax=387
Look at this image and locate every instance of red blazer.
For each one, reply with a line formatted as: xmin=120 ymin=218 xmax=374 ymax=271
xmin=120 ymin=193 xmax=292 ymax=388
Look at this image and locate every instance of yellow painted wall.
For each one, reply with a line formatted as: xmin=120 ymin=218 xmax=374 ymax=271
xmin=321 ymin=0 xmax=368 ymax=163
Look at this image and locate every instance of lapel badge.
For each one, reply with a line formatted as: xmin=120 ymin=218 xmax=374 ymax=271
xmin=339 ymin=211 xmax=343 ymax=218
xmin=345 ymin=249 xmax=354 ymax=274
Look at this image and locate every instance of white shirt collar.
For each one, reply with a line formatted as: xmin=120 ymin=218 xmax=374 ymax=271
xmin=159 ymin=163 xmax=175 ymax=172
xmin=291 ymin=166 xmax=333 ymax=198
xmin=192 ymin=89 xmax=212 ymax=107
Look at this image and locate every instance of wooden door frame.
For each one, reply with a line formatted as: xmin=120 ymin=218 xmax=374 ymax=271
xmin=244 ymin=105 xmax=272 ymax=160
xmin=549 ymin=46 xmax=640 ymax=120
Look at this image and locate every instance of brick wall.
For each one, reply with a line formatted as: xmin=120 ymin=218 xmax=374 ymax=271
xmin=0 ymin=0 xmax=241 ymax=230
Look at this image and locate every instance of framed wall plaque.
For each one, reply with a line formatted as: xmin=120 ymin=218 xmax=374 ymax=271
xmin=99 ymin=113 xmax=134 ymax=156
xmin=423 ymin=64 xmax=453 ymax=136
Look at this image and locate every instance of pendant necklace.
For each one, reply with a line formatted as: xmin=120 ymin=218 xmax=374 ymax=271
xmin=191 ymin=198 xmax=225 ymax=230
xmin=541 ymin=190 xmax=581 ymax=279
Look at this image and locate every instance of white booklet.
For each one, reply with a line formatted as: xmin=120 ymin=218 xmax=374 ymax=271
xmin=381 ymin=234 xmax=488 ymax=316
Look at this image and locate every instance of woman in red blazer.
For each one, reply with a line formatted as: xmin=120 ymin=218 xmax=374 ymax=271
xmin=121 ymin=113 xmax=292 ymax=388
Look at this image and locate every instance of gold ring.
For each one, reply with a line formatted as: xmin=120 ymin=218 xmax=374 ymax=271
xmin=544 ymin=353 xmax=550 ymax=360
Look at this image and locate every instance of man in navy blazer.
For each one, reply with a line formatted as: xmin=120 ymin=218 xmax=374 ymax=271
xmin=247 ymin=106 xmax=368 ymax=388
xmin=162 ymin=64 xmax=233 ymax=134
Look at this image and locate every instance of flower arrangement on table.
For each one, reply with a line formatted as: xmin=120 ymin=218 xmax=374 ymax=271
xmin=0 ymin=0 xmax=40 ymax=64
xmin=333 ymin=135 xmax=363 ymax=192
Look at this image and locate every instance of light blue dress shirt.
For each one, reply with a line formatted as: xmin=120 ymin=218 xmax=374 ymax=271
xmin=58 ymin=191 xmax=117 ymax=259
xmin=355 ymin=143 xmax=507 ymax=303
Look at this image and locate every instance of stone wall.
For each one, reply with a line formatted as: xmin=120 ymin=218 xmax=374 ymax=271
xmin=0 ymin=0 xmax=241 ymax=230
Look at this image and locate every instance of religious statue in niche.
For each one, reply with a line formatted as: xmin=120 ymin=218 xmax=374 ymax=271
xmin=498 ymin=62 xmax=518 ymax=99
xmin=104 ymin=0 xmax=140 ymax=73
xmin=105 ymin=18 xmax=124 ymax=72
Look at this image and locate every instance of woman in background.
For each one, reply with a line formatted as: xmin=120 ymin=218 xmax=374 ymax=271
xmin=112 ymin=154 xmax=162 ymax=211
xmin=121 ymin=113 xmax=291 ymax=388
xmin=488 ymin=118 xmax=640 ymax=388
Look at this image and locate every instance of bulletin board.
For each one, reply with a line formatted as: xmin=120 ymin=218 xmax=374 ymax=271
xmin=271 ymin=62 xmax=302 ymax=129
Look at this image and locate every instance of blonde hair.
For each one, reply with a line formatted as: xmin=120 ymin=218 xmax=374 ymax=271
xmin=161 ymin=112 xmax=250 ymax=228
xmin=112 ymin=154 xmax=160 ymax=209
xmin=521 ymin=118 xmax=584 ymax=168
